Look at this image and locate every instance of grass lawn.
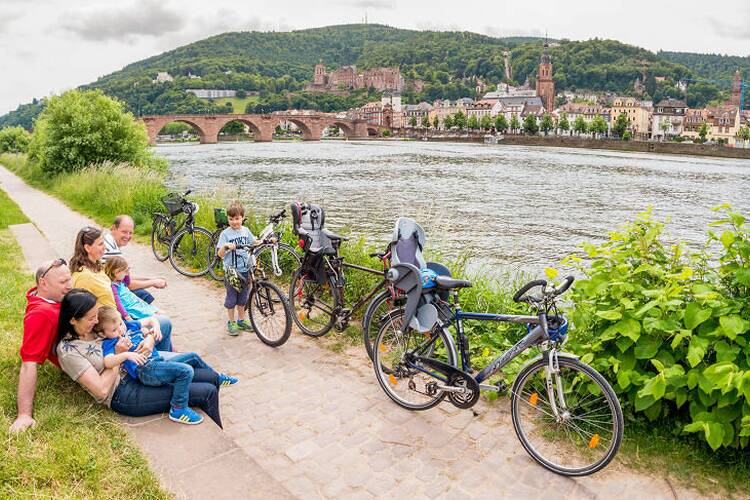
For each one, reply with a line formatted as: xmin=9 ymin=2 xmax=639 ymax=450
xmin=211 ymin=96 xmax=260 ymax=114
xmin=0 ymin=187 xmax=167 ymax=498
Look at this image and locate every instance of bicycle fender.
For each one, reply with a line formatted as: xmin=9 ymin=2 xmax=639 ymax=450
xmin=517 ymin=351 xmax=580 ymax=374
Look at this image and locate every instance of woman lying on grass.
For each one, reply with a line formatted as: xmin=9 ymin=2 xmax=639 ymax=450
xmin=55 ymin=289 xmax=231 ymax=426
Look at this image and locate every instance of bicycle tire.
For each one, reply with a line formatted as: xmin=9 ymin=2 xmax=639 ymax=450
xmin=362 ymin=289 xmax=405 ymax=361
xmin=289 ymin=268 xmax=340 ymax=337
xmin=254 ymin=243 xmax=302 ymax=283
xmin=208 ymin=231 xmax=224 ymax=282
xmin=373 ymin=311 xmax=457 ymax=411
xmin=151 ymin=215 xmax=171 ymax=262
xmin=168 ymin=226 xmax=214 ymax=277
xmin=511 ymin=356 xmax=623 ymax=476
xmin=248 ymin=280 xmax=292 ymax=347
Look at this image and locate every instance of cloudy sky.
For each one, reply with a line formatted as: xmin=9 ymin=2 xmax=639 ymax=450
xmin=1 ymin=0 xmax=748 ymax=115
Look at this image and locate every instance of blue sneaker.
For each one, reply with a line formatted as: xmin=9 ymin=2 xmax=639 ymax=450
xmin=236 ymin=319 xmax=253 ymax=332
xmin=218 ymin=374 xmax=238 ymax=388
xmin=169 ymin=406 xmax=204 ymax=425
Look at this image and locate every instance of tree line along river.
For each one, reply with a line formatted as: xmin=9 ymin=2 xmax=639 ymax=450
xmin=155 ymin=140 xmax=750 ymax=278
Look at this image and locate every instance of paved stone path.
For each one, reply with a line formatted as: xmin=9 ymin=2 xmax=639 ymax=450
xmin=1 ymin=165 xmax=710 ymax=499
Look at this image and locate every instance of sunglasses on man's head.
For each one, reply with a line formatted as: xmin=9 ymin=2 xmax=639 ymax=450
xmin=40 ymin=258 xmax=67 ymax=279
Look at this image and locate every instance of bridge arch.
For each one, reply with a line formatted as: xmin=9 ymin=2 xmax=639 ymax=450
xmin=147 ymin=117 xmax=209 ymax=144
xmin=324 ymin=120 xmax=355 ymax=138
xmin=284 ymin=117 xmax=318 ymax=141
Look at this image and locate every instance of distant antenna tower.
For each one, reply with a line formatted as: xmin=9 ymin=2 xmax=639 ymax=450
xmin=365 ymin=11 xmax=368 ymax=24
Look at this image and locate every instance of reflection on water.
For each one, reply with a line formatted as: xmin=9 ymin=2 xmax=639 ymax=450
xmin=155 ymin=141 xmax=750 ymax=276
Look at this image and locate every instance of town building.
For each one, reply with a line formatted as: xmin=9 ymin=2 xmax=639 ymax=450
xmin=683 ymin=105 xmax=741 ymax=145
xmin=483 ymin=83 xmax=537 ymax=100
xmin=403 ymin=102 xmax=433 ymax=126
xmin=153 ymin=72 xmax=173 ymax=83
xmin=381 ymin=92 xmax=403 ymax=128
xmin=536 ymin=40 xmax=555 ymax=114
xmin=651 ymin=99 xmax=687 ymax=140
xmin=186 ymin=89 xmax=237 ymax=99
xmin=466 ymin=100 xmax=494 ymax=123
xmin=306 ymin=63 xmax=405 ymax=93
xmin=610 ymin=97 xmax=652 ymax=139
xmin=556 ymin=102 xmax=612 ymax=134
xmin=492 ymin=96 xmax=545 ymax=122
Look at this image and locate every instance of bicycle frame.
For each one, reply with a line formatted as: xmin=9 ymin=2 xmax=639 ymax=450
xmin=336 ymin=261 xmax=388 ymax=314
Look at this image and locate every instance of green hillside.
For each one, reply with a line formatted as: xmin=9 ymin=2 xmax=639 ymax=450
xmin=1 ymin=24 xmax=748 ymax=130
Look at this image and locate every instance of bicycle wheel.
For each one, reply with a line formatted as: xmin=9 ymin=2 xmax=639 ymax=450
xmin=511 ymin=356 xmax=623 ymax=476
xmin=254 ymin=243 xmax=301 ymax=283
xmin=151 ymin=215 xmax=172 ymax=262
xmin=289 ymin=268 xmax=339 ymax=337
xmin=168 ymin=226 xmax=214 ymax=277
xmin=248 ymin=280 xmax=292 ymax=347
xmin=362 ymin=289 xmax=405 ymax=361
xmin=373 ymin=311 xmax=457 ymax=411
xmin=208 ymin=232 xmax=224 ymax=282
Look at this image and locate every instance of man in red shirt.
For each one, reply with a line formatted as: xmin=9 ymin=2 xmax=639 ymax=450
xmin=9 ymin=259 xmax=72 ymax=433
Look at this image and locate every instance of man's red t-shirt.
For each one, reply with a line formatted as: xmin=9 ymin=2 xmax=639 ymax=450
xmin=21 ymin=287 xmax=61 ymax=367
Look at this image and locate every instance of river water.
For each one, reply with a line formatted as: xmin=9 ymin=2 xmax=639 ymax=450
xmin=155 ymin=140 xmax=750 ymax=277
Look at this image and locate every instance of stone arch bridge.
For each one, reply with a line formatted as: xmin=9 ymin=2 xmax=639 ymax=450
xmin=140 ymin=113 xmax=382 ymax=145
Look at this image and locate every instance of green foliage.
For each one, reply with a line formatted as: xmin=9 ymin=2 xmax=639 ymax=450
xmin=590 ymin=115 xmax=608 ymax=137
xmin=421 ymin=115 xmax=431 ymax=128
xmin=509 ymin=114 xmax=520 ymax=133
xmin=494 ymin=114 xmax=508 ymax=133
xmin=443 ymin=115 xmax=454 ymax=129
xmin=564 ymin=207 xmax=750 ymax=451
xmin=159 ymin=122 xmax=194 ymax=135
xmin=409 ymin=116 xmax=418 ymax=128
xmin=522 ymin=113 xmax=538 ymax=135
xmin=573 ymin=115 xmax=588 ymax=134
xmin=539 ymin=113 xmax=554 ymax=135
xmin=432 ymin=115 xmax=439 ymax=129
xmin=453 ymin=111 xmax=467 ymax=130
xmin=737 ymin=126 xmax=750 ymax=142
xmin=0 ymin=187 xmax=29 ymax=228
xmin=28 ymin=90 xmax=162 ymax=175
xmin=467 ymin=115 xmax=479 ymax=130
xmin=622 ymin=130 xmax=632 ymax=141
xmin=0 ymin=126 xmax=31 ymax=153
xmin=613 ymin=113 xmax=629 ymax=138
xmin=479 ymin=114 xmax=492 ymax=130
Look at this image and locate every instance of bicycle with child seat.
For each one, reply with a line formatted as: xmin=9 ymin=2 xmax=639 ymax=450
xmin=208 ymin=208 xmax=301 ymax=283
xmin=230 ymin=243 xmax=293 ymax=347
xmin=372 ymin=270 xmax=623 ymax=476
xmin=150 ymin=190 xmax=214 ymax=277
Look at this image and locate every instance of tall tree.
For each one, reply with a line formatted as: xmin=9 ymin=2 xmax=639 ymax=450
xmin=467 ymin=115 xmax=480 ymax=130
xmin=540 ymin=113 xmax=554 ymax=136
xmin=509 ymin=114 xmax=521 ymax=134
xmin=453 ymin=110 xmax=467 ymax=130
xmin=612 ymin=113 xmax=629 ymax=138
xmin=494 ymin=114 xmax=508 ymax=133
xmin=698 ymin=122 xmax=709 ymax=143
xmin=558 ymin=112 xmax=570 ymax=135
xmin=480 ymin=114 xmax=492 ymax=130
xmin=590 ymin=115 xmax=608 ymax=138
xmin=523 ymin=114 xmax=539 ymax=135
xmin=432 ymin=115 xmax=439 ymax=129
xmin=421 ymin=115 xmax=431 ymax=128
xmin=573 ymin=115 xmax=588 ymax=135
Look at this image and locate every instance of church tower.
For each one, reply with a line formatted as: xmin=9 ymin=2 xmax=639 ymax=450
xmin=536 ymin=40 xmax=555 ymax=112
xmin=314 ymin=62 xmax=327 ymax=86
xmin=731 ymin=70 xmax=742 ymax=107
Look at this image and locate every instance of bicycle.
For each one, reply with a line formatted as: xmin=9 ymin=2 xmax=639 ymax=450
xmin=372 ymin=267 xmax=623 ymax=476
xmin=151 ymin=189 xmax=191 ymax=262
xmin=288 ymin=202 xmax=398 ymax=341
xmin=208 ymin=208 xmax=301 ymax=283
xmin=230 ymin=243 xmax=293 ymax=347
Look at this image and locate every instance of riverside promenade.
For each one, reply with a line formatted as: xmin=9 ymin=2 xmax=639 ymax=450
xmin=0 ymin=165 xmax=707 ymax=499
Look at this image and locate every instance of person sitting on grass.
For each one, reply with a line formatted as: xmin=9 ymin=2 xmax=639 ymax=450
xmin=71 ymin=225 xmax=173 ymax=351
xmin=9 ymin=259 xmax=72 ymax=433
xmin=95 ymin=307 xmax=237 ymax=425
xmin=104 ymin=256 xmax=160 ymax=321
xmin=216 ymin=201 xmax=257 ymax=336
xmin=56 ymin=289 xmax=226 ymax=427
xmin=102 ymin=214 xmax=167 ymax=304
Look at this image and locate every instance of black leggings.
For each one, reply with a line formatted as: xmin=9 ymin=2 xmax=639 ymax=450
xmin=110 ymin=368 xmax=222 ymax=427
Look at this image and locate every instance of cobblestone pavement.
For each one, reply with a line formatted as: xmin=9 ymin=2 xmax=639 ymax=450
xmin=1 ymin=166 xmax=710 ymax=499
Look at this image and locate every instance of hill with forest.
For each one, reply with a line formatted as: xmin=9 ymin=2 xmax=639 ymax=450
xmin=1 ymin=24 xmax=748 ymax=130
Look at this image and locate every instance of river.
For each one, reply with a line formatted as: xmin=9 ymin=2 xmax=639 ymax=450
xmin=154 ymin=140 xmax=750 ymax=277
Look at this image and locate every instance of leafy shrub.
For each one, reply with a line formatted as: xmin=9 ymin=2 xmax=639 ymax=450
xmin=28 ymin=89 xmax=163 ymax=175
xmin=565 ymin=207 xmax=750 ymax=450
xmin=0 ymin=126 xmax=31 ymax=153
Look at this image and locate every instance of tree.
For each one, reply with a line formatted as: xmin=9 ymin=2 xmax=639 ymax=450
xmin=467 ymin=115 xmax=479 ymax=130
xmin=453 ymin=111 xmax=467 ymax=130
xmin=612 ymin=113 xmax=629 ymax=138
xmin=236 ymin=89 xmax=247 ymax=98
xmin=558 ymin=112 xmax=570 ymax=135
xmin=540 ymin=113 xmax=554 ymax=136
xmin=737 ymin=125 xmax=750 ymax=143
xmin=0 ymin=126 xmax=31 ymax=153
xmin=509 ymin=114 xmax=521 ymax=134
xmin=421 ymin=115 xmax=430 ymax=128
xmin=480 ymin=114 xmax=492 ymax=130
xmin=573 ymin=115 xmax=588 ymax=135
xmin=28 ymin=89 xmax=156 ymax=175
xmin=523 ymin=114 xmax=539 ymax=135
xmin=409 ymin=116 xmax=418 ymax=128
xmin=432 ymin=115 xmax=439 ymax=129
xmin=221 ymin=120 xmax=246 ymax=135
xmin=494 ymin=114 xmax=508 ymax=133
xmin=443 ymin=115 xmax=454 ymax=129
xmin=590 ymin=115 xmax=608 ymax=138
xmin=698 ymin=122 xmax=709 ymax=143
xmin=622 ymin=130 xmax=632 ymax=141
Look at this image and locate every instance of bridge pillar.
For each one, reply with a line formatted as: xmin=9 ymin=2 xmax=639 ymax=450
xmin=142 ymin=117 xmax=161 ymax=146
xmin=198 ymin=116 xmax=222 ymax=144
xmin=352 ymin=122 xmax=369 ymax=139
xmin=253 ymin=115 xmax=277 ymax=142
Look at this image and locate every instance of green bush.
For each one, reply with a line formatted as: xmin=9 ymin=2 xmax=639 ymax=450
xmin=28 ymin=89 xmax=164 ymax=175
xmin=565 ymin=207 xmax=750 ymax=450
xmin=0 ymin=126 xmax=31 ymax=154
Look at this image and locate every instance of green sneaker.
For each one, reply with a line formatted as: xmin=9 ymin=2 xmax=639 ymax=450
xmin=227 ymin=321 xmax=240 ymax=336
xmin=236 ymin=319 xmax=253 ymax=332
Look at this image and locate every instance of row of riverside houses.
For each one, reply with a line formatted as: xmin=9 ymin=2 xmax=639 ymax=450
xmin=345 ymin=41 xmax=750 ymax=147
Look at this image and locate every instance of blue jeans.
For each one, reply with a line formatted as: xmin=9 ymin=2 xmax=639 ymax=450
xmin=133 ymin=288 xmax=155 ymax=304
xmin=136 ymin=352 xmax=216 ymax=409
xmin=154 ymin=315 xmax=173 ymax=351
xmin=111 ymin=368 xmax=222 ymax=427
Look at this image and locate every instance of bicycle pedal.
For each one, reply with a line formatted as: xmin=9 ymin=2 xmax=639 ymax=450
xmin=495 ymin=381 xmax=508 ymax=393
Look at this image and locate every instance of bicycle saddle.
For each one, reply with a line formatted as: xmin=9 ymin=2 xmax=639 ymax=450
xmin=434 ymin=276 xmax=472 ymax=290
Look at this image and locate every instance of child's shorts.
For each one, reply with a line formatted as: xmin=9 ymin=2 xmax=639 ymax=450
xmin=224 ymin=271 xmax=250 ymax=309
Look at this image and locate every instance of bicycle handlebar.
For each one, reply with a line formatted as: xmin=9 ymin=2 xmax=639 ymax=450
xmin=269 ymin=208 xmax=286 ymax=224
xmin=184 ymin=189 xmax=192 ymax=196
xmin=512 ymin=279 xmax=547 ymax=303
xmin=554 ymin=276 xmax=575 ymax=296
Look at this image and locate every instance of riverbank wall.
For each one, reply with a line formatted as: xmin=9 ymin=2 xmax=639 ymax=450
xmin=397 ymin=130 xmax=750 ymax=160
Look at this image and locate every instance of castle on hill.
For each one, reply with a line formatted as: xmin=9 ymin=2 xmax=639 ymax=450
xmin=304 ymin=63 xmax=405 ymax=93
